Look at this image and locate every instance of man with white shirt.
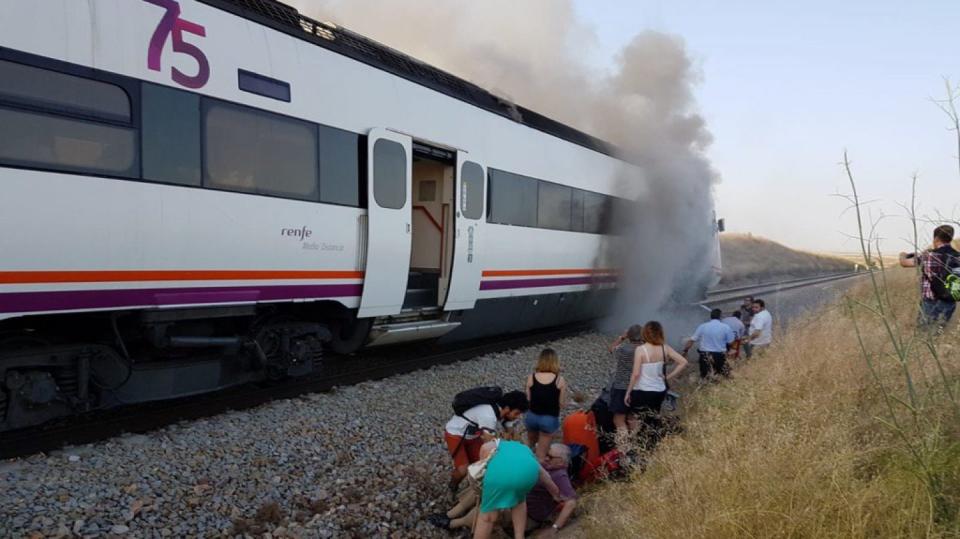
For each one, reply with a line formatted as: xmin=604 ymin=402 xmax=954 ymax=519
xmin=745 ymin=298 xmax=773 ymax=358
xmin=443 ymin=390 xmax=528 ymax=492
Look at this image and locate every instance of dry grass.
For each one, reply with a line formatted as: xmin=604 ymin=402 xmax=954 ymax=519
xmin=721 ymin=233 xmax=856 ymax=285
xmin=582 ymin=269 xmax=960 ymax=538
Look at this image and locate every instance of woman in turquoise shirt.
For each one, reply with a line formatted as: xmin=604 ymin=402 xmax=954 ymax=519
xmin=474 ymin=439 xmax=564 ymax=539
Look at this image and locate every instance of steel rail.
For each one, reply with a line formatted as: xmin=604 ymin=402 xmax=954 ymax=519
xmin=706 ymin=271 xmax=854 ymax=297
xmin=704 ymin=271 xmax=863 ymax=306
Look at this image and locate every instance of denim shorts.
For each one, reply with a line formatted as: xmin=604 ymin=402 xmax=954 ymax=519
xmin=524 ymin=411 xmax=560 ymax=434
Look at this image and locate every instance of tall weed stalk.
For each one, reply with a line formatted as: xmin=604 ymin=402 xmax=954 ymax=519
xmin=841 ymin=152 xmax=959 ymax=526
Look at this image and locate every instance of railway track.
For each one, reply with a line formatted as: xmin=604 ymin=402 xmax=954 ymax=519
xmin=704 ymin=271 xmax=863 ymax=305
xmin=0 ymin=271 xmax=862 ymax=459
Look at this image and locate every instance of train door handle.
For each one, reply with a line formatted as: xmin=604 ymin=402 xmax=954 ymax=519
xmin=406 ymin=223 xmax=410 ymax=233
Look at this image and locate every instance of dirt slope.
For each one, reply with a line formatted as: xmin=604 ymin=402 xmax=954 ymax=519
xmin=719 ymin=233 xmax=855 ymax=285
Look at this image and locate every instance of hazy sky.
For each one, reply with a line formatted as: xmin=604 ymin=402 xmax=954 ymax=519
xmin=572 ymin=0 xmax=960 ymax=253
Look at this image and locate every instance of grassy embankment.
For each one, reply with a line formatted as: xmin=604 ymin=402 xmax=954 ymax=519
xmin=583 ymin=269 xmax=960 ymax=537
xmin=719 ymin=233 xmax=856 ymax=285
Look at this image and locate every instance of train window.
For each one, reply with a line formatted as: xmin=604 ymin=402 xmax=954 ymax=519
xmin=460 ymin=161 xmax=484 ymax=219
xmin=141 ymin=84 xmax=201 ymax=186
xmin=537 ymin=181 xmax=572 ymax=230
xmin=488 ymin=169 xmax=537 ymax=227
xmin=203 ymin=100 xmax=319 ymax=201
xmin=372 ymin=139 xmax=407 ymax=209
xmin=0 ymin=107 xmax=137 ymax=176
xmin=319 ymin=125 xmax=361 ymax=206
xmin=570 ymin=189 xmax=585 ymax=232
xmin=0 ymin=60 xmax=130 ymax=122
xmin=582 ymin=191 xmax=608 ymax=234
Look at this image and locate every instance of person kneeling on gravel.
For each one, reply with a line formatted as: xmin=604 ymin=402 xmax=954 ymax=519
xmin=428 ymin=441 xmax=569 ymax=538
xmin=445 ymin=389 xmax=529 ymax=493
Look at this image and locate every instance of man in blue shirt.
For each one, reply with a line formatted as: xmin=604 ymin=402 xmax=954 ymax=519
xmin=683 ymin=308 xmax=736 ymax=379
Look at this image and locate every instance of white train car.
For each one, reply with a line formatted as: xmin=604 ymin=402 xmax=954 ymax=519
xmin=0 ymin=0 xmax=634 ymax=429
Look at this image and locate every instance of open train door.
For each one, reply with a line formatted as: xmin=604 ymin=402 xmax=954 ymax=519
xmin=443 ymin=154 xmax=486 ymax=311
xmin=358 ymin=128 xmax=413 ymax=317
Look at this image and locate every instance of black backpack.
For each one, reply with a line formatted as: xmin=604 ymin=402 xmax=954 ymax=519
xmin=451 ymin=386 xmax=502 ymax=438
xmin=929 ymin=246 xmax=960 ymax=302
xmin=452 ymin=386 xmax=503 ymax=417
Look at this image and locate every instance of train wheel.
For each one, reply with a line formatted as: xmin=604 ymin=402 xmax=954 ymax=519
xmin=0 ymin=333 xmax=77 ymax=430
xmin=249 ymin=316 xmax=327 ymax=379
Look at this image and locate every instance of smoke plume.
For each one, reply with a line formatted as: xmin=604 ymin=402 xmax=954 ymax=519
xmin=290 ymin=0 xmax=719 ymax=331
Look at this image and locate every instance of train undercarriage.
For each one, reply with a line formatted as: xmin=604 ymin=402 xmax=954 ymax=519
xmin=0 ymin=302 xmax=371 ymax=431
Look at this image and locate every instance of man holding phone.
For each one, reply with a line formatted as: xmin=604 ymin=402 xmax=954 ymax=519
xmin=899 ymin=225 xmax=960 ymax=330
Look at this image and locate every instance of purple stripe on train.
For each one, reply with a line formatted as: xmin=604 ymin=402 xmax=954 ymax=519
xmin=0 ymin=284 xmax=363 ymax=314
xmin=479 ymin=275 xmax=618 ymax=291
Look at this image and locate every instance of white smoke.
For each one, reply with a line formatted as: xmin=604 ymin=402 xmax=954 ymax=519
xmin=290 ymin=0 xmax=719 ymax=330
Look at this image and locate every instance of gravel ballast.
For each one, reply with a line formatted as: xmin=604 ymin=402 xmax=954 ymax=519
xmin=1 ymin=332 xmax=614 ymax=538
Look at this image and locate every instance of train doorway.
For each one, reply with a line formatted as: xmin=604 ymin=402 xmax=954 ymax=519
xmin=406 ymin=142 xmax=456 ymax=310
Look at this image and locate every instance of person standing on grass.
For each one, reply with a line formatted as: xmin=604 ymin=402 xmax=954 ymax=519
xmin=899 ymin=224 xmax=959 ymax=331
xmin=625 ymin=321 xmax=688 ymax=444
xmin=745 ymin=298 xmax=772 ymax=357
xmin=608 ymin=324 xmax=644 ymax=440
xmin=740 ymin=296 xmax=755 ymax=328
xmin=721 ymin=310 xmax=746 ymax=339
xmin=683 ymin=308 xmax=736 ymax=379
xmin=525 ymin=348 xmax=567 ymax=462
xmin=721 ymin=310 xmax=746 ymax=360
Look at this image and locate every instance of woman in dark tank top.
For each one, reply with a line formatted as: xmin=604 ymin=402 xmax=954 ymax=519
xmin=524 ymin=348 xmax=567 ymax=461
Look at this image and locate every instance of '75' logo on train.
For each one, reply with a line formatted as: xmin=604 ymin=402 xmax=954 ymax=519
xmin=144 ymin=0 xmax=210 ymax=89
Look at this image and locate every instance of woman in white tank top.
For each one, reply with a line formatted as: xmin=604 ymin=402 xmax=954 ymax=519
xmin=625 ymin=321 xmax=688 ymax=439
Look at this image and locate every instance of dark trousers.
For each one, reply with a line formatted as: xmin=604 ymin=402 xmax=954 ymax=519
xmin=698 ymin=350 xmax=728 ymax=378
xmin=629 ymin=389 xmax=667 ymax=448
xmin=919 ymin=299 xmax=956 ymax=328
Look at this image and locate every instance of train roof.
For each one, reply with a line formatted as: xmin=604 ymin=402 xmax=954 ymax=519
xmin=198 ymin=0 xmax=625 ymax=160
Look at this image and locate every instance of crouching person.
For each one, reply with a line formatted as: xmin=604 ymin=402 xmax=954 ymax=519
xmin=474 ymin=438 xmax=563 ymax=539
xmin=429 ymin=439 xmax=566 ymax=539
xmin=445 ymin=389 xmax=529 ymax=493
xmin=525 ymin=443 xmax=578 ymax=535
